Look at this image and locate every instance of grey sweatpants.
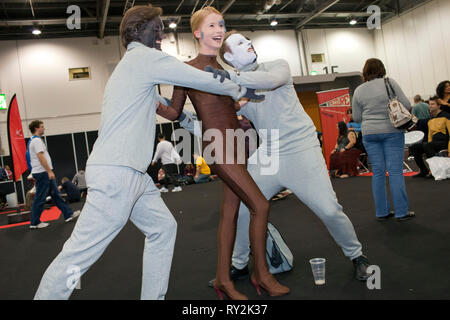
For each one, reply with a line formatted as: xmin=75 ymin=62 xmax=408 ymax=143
xmin=232 ymin=145 xmax=363 ymax=269
xmin=34 ymin=165 xmax=177 ymax=300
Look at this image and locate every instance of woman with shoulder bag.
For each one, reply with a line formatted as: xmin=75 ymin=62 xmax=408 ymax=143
xmin=352 ymin=58 xmax=415 ymax=221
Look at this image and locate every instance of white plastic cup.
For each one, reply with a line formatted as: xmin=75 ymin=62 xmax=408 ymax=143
xmin=309 ymin=258 xmax=326 ymax=285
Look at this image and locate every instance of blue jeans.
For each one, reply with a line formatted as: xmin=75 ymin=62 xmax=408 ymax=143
xmin=195 ymin=174 xmax=210 ymax=184
xmin=362 ymin=132 xmax=409 ymax=218
xmin=31 ymin=172 xmax=73 ymax=226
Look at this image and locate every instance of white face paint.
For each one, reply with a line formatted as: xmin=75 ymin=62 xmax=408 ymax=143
xmin=224 ymin=33 xmax=257 ymax=70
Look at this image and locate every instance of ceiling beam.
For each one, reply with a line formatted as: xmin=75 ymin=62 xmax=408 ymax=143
xmin=98 ymin=0 xmax=110 ymax=39
xmin=296 ymin=0 xmax=341 ymax=29
xmin=221 ymin=0 xmax=236 ymax=14
xmin=175 ymin=0 xmax=185 ymax=13
xmin=0 ymin=10 xmax=393 ymax=27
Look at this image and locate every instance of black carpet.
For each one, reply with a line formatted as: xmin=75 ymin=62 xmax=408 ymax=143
xmin=0 ymin=176 xmax=449 ymax=300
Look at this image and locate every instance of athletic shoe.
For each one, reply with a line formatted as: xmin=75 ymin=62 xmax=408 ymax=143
xmin=352 ymin=255 xmax=370 ymax=281
xmin=172 ymin=186 xmax=182 ymax=192
xmin=396 ymin=211 xmax=415 ymax=221
xmin=159 ymin=187 xmax=169 ymax=193
xmin=208 ymin=265 xmax=250 ymax=287
xmin=29 ymin=222 xmax=49 ymax=229
xmin=376 ymin=211 xmax=394 ymax=221
xmin=65 ymin=210 xmax=81 ymax=222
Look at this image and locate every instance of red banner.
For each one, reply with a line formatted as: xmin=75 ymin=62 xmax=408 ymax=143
xmin=317 ymin=88 xmax=351 ymax=168
xmin=7 ymin=94 xmax=28 ymax=181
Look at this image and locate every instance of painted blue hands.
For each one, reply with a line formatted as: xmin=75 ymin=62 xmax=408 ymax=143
xmin=204 ymin=65 xmax=265 ymax=101
xmin=243 ymin=88 xmax=265 ymax=101
xmin=204 ymin=65 xmax=230 ymax=83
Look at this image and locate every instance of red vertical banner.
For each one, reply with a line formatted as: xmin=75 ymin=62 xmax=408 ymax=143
xmin=317 ymin=88 xmax=351 ymax=168
xmin=7 ymin=94 xmax=28 ymax=181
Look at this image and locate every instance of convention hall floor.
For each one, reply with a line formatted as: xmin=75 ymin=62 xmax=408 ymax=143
xmin=1 ymin=176 xmax=449 ymax=300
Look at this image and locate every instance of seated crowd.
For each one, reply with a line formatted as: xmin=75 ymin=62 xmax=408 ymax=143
xmin=328 ymin=80 xmax=450 ymax=180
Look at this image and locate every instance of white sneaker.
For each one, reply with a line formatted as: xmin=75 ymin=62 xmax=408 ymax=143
xmin=172 ymin=186 xmax=182 ymax=192
xmin=29 ymin=222 xmax=49 ymax=229
xmin=159 ymin=187 xmax=169 ymax=193
xmin=65 ymin=210 xmax=81 ymax=222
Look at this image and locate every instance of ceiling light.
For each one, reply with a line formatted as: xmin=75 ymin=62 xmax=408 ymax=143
xmin=32 ymin=28 xmax=41 ymax=35
xmin=270 ymin=19 xmax=278 ymax=27
xmin=349 ymin=19 xmax=357 ymax=25
xmin=169 ymin=22 xmax=177 ymax=29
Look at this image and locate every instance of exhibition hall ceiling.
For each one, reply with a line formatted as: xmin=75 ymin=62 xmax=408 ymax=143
xmin=0 ymin=0 xmax=432 ymax=40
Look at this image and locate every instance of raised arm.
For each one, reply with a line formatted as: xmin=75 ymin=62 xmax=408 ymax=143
xmin=230 ymin=59 xmax=291 ymax=90
xmin=151 ymin=53 xmax=246 ymax=101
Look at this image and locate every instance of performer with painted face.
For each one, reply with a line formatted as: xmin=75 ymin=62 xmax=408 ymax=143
xmin=184 ymin=31 xmax=371 ymax=283
xmin=156 ymin=7 xmax=289 ymax=300
xmin=33 ymin=5 xmax=253 ymax=300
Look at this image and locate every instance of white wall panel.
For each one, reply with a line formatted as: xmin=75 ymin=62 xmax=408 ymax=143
xmin=425 ymin=0 xmax=449 ymax=86
xmin=438 ymin=0 xmax=450 ymax=79
xmin=374 ymin=0 xmax=450 ymax=101
xmin=239 ymin=30 xmax=302 ymax=77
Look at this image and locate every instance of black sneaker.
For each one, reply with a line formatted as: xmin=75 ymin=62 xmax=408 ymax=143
xmin=396 ymin=211 xmax=415 ymax=221
xmin=208 ymin=265 xmax=250 ymax=288
xmin=376 ymin=211 xmax=394 ymax=221
xmin=352 ymin=255 xmax=370 ymax=281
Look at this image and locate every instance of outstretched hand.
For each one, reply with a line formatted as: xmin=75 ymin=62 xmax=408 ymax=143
xmin=243 ymin=88 xmax=265 ymax=101
xmin=204 ymin=65 xmax=230 ymax=83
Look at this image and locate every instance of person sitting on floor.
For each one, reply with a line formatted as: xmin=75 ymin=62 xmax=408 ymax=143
xmin=410 ymin=96 xmax=450 ymax=178
xmin=184 ymin=163 xmax=195 ymax=177
xmin=330 ymin=121 xmax=361 ymax=178
xmin=58 ymin=177 xmax=81 ymax=203
xmin=72 ymin=169 xmax=87 ymax=197
xmin=157 ymin=168 xmax=165 ymax=185
xmin=193 ymin=153 xmax=211 ymax=184
xmin=182 ymin=163 xmax=196 ymax=185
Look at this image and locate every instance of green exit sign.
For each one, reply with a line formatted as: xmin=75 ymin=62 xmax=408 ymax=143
xmin=0 ymin=94 xmax=7 ymax=110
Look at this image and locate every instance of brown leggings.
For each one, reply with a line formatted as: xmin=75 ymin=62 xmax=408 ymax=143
xmin=211 ymin=162 xmax=270 ymax=283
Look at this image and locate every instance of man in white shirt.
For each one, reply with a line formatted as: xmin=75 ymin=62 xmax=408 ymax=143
xmin=151 ymin=133 xmax=182 ymax=192
xmin=28 ymin=120 xmax=80 ymax=229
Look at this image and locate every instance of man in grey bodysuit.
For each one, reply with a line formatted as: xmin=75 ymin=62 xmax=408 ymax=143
xmin=34 ymin=6 xmax=256 ymax=300
xmin=180 ymin=31 xmax=371 ymax=285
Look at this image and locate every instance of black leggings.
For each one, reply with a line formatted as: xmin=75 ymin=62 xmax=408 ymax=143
xmin=409 ymin=133 xmax=448 ymax=173
xmin=162 ymin=163 xmax=180 ymax=188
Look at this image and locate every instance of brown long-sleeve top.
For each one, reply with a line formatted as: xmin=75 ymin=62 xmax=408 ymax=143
xmin=157 ymin=54 xmax=242 ymax=162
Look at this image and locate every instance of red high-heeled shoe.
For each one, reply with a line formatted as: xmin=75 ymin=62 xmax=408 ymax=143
xmin=250 ymin=274 xmax=290 ymax=297
xmin=213 ymin=281 xmax=248 ymax=300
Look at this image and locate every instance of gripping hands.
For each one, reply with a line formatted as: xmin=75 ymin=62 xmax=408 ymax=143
xmin=204 ymin=65 xmax=230 ymax=82
xmin=204 ymin=65 xmax=265 ymax=101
